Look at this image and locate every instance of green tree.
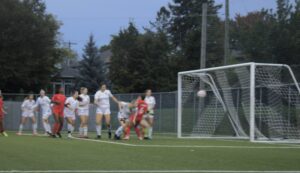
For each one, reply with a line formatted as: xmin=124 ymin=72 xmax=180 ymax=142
xmin=0 ymin=0 xmax=63 ymax=93
xmin=76 ymin=35 xmax=106 ymax=93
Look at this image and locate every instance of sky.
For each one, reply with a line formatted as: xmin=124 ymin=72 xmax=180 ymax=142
xmin=44 ymin=0 xmax=278 ymax=56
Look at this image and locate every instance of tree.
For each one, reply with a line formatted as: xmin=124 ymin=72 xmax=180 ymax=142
xmin=0 ymin=0 xmax=64 ymax=93
xmin=76 ymin=35 xmax=106 ymax=93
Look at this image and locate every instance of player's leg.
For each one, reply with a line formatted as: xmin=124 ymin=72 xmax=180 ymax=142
xmin=42 ymin=114 xmax=52 ymax=135
xmin=146 ymin=115 xmax=154 ymax=139
xmin=52 ymin=113 xmax=61 ymax=137
xmin=17 ymin=116 xmax=27 ymax=135
xmin=0 ymin=116 xmax=7 ymax=137
xmin=114 ymin=119 xmax=126 ymax=139
xmin=30 ymin=115 xmax=37 ymax=135
xmin=83 ymin=115 xmax=89 ymax=138
xmin=66 ymin=117 xmax=74 ymax=137
xmin=56 ymin=114 xmax=64 ymax=138
xmin=95 ymin=109 xmax=103 ymax=139
xmin=138 ymin=120 xmax=151 ymax=140
xmin=104 ymin=113 xmax=112 ymax=139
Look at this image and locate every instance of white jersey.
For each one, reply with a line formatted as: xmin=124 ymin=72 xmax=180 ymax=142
xmin=94 ymin=90 xmax=113 ymax=108
xmin=118 ymin=102 xmax=131 ymax=119
xmin=64 ymin=97 xmax=78 ymax=116
xmin=36 ymin=96 xmax=51 ymax=116
xmin=21 ymin=99 xmax=36 ymax=116
xmin=145 ymin=96 xmax=156 ymax=113
xmin=78 ymin=94 xmax=90 ymax=110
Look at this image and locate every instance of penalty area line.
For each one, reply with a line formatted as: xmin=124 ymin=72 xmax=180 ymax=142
xmin=1 ymin=170 xmax=300 ymax=173
xmin=69 ymin=136 xmax=300 ymax=149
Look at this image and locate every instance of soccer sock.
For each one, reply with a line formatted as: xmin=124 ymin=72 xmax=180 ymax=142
xmin=144 ymin=128 xmax=149 ymax=137
xmin=134 ymin=127 xmax=141 ymax=138
xmin=79 ymin=127 xmax=83 ymax=136
xmin=67 ymin=124 xmax=72 ymax=133
xmin=125 ymin=127 xmax=131 ymax=136
xmin=32 ymin=123 xmax=37 ymax=134
xmin=107 ymin=124 xmax=111 ymax=133
xmin=83 ymin=127 xmax=88 ymax=136
xmin=19 ymin=124 xmax=23 ymax=133
xmin=47 ymin=124 xmax=51 ymax=133
xmin=96 ymin=125 xmax=102 ymax=136
xmin=115 ymin=126 xmax=124 ymax=137
xmin=53 ymin=123 xmax=59 ymax=134
xmin=148 ymin=127 xmax=153 ymax=138
xmin=43 ymin=121 xmax=48 ymax=132
xmin=0 ymin=120 xmax=3 ymax=133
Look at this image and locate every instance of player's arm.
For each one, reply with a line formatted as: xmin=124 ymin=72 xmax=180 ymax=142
xmin=110 ymin=94 xmax=119 ymax=104
xmin=2 ymin=108 xmax=7 ymax=114
xmin=51 ymin=96 xmax=60 ymax=105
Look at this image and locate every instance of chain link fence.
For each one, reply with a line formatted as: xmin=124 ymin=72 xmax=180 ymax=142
xmin=1 ymin=92 xmax=178 ymax=134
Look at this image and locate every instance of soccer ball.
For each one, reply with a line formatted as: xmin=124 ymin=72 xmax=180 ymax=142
xmin=197 ymin=90 xmax=207 ymax=98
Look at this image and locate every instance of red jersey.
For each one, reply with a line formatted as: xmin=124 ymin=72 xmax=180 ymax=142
xmin=136 ymin=100 xmax=148 ymax=121
xmin=0 ymin=98 xmax=3 ymax=117
xmin=52 ymin=94 xmax=66 ymax=113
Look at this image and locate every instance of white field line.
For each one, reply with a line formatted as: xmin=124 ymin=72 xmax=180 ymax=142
xmin=1 ymin=170 xmax=300 ymax=173
xmin=70 ymin=136 xmax=300 ymax=149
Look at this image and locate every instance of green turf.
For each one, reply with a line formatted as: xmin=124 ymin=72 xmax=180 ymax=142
xmin=0 ymin=131 xmax=300 ymax=172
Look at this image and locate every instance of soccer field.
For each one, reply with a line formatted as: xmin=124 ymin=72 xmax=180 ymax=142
xmin=1 ymin=132 xmax=300 ymax=173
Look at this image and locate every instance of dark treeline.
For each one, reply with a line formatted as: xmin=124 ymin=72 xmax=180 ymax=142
xmin=1 ymin=0 xmax=299 ymax=93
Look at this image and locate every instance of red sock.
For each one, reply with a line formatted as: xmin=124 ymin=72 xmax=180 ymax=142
xmin=135 ymin=127 xmax=141 ymax=138
xmin=53 ymin=123 xmax=60 ymax=134
xmin=125 ymin=126 xmax=131 ymax=136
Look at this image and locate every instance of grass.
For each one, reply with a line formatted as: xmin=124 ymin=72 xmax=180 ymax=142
xmin=0 ymin=131 xmax=300 ymax=172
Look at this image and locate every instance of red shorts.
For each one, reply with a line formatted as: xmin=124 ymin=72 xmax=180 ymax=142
xmin=53 ymin=109 xmax=64 ymax=117
xmin=129 ymin=115 xmax=142 ymax=125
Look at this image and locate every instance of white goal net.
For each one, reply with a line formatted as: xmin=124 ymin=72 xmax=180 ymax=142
xmin=177 ymin=62 xmax=300 ymax=143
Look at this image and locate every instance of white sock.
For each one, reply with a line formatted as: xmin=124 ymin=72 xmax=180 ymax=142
xmin=47 ymin=124 xmax=51 ymax=133
xmin=83 ymin=127 xmax=88 ymax=136
xmin=115 ymin=126 xmax=124 ymax=137
xmin=149 ymin=127 xmax=153 ymax=138
xmin=96 ymin=125 xmax=102 ymax=136
xmin=19 ymin=124 xmax=23 ymax=133
xmin=79 ymin=127 xmax=83 ymax=135
xmin=32 ymin=123 xmax=37 ymax=134
xmin=67 ymin=124 xmax=73 ymax=133
xmin=43 ymin=122 xmax=48 ymax=133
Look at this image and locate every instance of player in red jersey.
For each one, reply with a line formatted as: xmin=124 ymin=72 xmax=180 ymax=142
xmin=0 ymin=94 xmax=8 ymax=137
xmin=123 ymin=95 xmax=150 ymax=140
xmin=51 ymin=87 xmax=66 ymax=138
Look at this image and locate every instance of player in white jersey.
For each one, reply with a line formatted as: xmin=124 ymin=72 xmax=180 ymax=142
xmin=17 ymin=94 xmax=37 ymax=135
xmin=36 ymin=89 xmax=52 ymax=135
xmin=94 ymin=84 xmax=119 ymax=139
xmin=144 ymin=89 xmax=156 ymax=139
xmin=64 ymin=90 xmax=79 ymax=138
xmin=114 ymin=101 xmax=135 ymax=139
xmin=78 ymin=87 xmax=90 ymax=138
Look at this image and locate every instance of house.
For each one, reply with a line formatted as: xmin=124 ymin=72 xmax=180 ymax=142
xmin=49 ymin=59 xmax=79 ymax=95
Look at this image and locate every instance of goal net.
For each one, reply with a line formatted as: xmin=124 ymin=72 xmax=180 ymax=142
xmin=177 ymin=62 xmax=300 ymax=143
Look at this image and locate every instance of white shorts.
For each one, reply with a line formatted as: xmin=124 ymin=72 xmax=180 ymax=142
xmin=42 ymin=109 xmax=52 ymax=119
xmin=65 ymin=113 xmax=76 ymax=120
xmin=117 ymin=112 xmax=129 ymax=121
xmin=22 ymin=111 xmax=34 ymax=118
xmin=96 ymin=107 xmax=111 ymax=115
xmin=144 ymin=114 xmax=154 ymax=119
xmin=78 ymin=109 xmax=89 ymax=116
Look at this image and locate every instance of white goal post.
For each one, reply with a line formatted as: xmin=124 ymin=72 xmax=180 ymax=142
xmin=177 ymin=62 xmax=300 ymax=143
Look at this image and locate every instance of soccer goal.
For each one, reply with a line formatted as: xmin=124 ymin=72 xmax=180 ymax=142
xmin=177 ymin=62 xmax=300 ymax=143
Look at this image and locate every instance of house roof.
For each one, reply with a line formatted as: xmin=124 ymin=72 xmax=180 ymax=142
xmin=53 ymin=60 xmax=79 ymax=79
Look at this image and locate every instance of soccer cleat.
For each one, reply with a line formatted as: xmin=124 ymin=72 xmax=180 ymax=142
xmin=2 ymin=132 xmax=8 ymax=137
xmin=16 ymin=132 xmax=22 ymax=136
xmin=144 ymin=137 xmax=150 ymax=140
xmin=46 ymin=132 xmax=53 ymax=136
xmin=114 ymin=134 xmax=120 ymax=140
xmin=138 ymin=136 xmax=143 ymax=140
xmin=56 ymin=133 xmax=62 ymax=138
xmin=67 ymin=133 xmax=73 ymax=138
xmin=108 ymin=132 xmax=112 ymax=139
xmin=95 ymin=135 xmax=101 ymax=139
xmin=123 ymin=135 xmax=130 ymax=140
xmin=33 ymin=132 xmax=38 ymax=136
xmin=83 ymin=136 xmax=89 ymax=139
